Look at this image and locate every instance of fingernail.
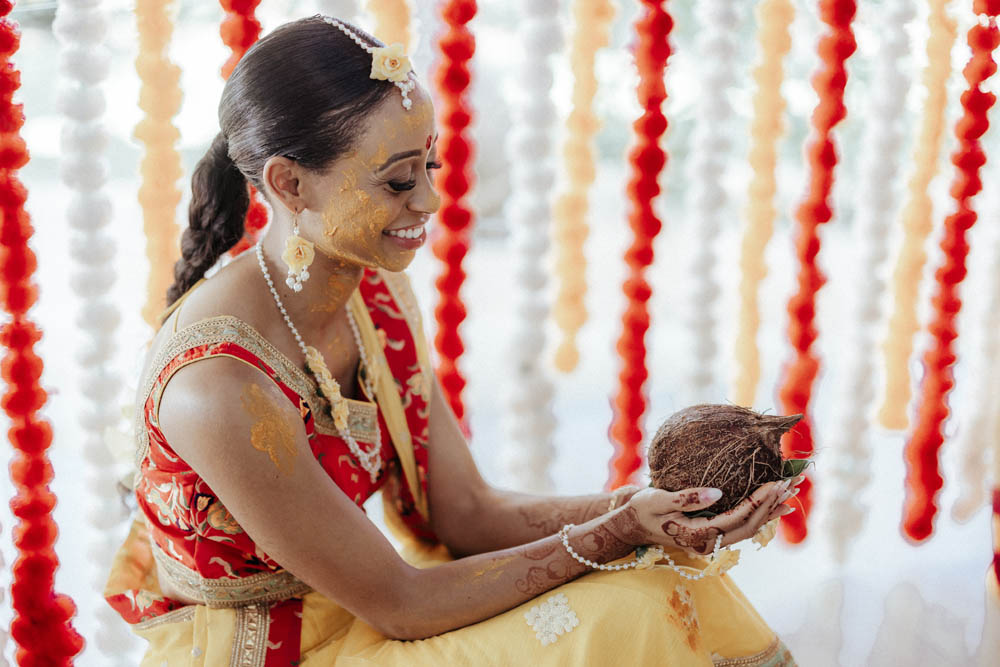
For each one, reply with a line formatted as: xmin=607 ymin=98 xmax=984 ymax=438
xmin=702 ymin=488 xmax=723 ymax=502
xmin=777 ymin=480 xmax=791 ymax=491
xmin=780 ymin=506 xmax=796 ymax=515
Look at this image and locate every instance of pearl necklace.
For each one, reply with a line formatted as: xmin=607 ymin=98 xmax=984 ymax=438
xmin=256 ymin=241 xmax=383 ymax=483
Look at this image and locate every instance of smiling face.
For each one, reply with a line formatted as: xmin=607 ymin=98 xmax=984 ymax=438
xmin=302 ymin=85 xmax=440 ymax=273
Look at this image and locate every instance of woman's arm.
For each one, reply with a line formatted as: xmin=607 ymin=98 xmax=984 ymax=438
xmin=425 ymin=373 xmax=640 ymax=555
xmin=160 ymin=359 xmax=787 ymax=640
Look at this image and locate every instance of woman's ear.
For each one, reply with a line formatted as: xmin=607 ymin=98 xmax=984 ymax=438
xmin=261 ymin=156 xmax=304 ymax=215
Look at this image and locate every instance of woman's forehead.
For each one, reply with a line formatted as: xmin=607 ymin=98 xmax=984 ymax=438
xmin=355 ymin=91 xmax=436 ymax=159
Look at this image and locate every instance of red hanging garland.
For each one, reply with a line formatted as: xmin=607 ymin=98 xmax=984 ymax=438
xmin=431 ymin=0 xmax=476 ymax=430
xmin=903 ymin=2 xmax=999 ymax=542
xmin=776 ymin=0 xmax=857 ymax=544
xmin=607 ymin=0 xmax=672 ymax=489
xmin=219 ymin=0 xmax=268 ymax=257
xmin=0 ymin=5 xmax=85 ymax=664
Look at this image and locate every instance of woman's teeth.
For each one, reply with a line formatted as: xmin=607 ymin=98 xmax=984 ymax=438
xmin=385 ymin=227 xmax=423 ymax=239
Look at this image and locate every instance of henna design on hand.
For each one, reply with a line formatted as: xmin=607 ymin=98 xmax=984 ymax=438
xmin=517 ymin=495 xmax=610 ymax=535
xmin=661 ymin=520 xmax=722 ymax=555
xmin=514 ymin=560 xmax=574 ymax=596
xmin=606 ymin=506 xmax=650 ymax=546
xmin=678 ymin=491 xmax=703 ymax=508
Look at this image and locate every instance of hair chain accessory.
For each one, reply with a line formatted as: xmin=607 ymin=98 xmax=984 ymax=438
xmin=281 ymin=211 xmax=315 ymax=292
xmin=320 ymin=15 xmax=416 ymax=109
xmin=256 ymin=241 xmax=382 ymax=482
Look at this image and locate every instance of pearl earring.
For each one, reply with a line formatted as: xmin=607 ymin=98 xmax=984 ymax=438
xmin=281 ymin=211 xmax=315 ymax=292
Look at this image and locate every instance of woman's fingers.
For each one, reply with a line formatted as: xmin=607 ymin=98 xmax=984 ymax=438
xmin=639 ymin=487 xmax=726 ymax=514
xmin=693 ymin=481 xmax=784 ymax=533
xmin=720 ymin=490 xmax=784 ymax=547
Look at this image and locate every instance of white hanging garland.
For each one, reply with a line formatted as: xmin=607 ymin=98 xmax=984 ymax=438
xmin=821 ymin=0 xmax=915 ymax=563
xmin=53 ymin=0 xmax=133 ymax=661
xmin=682 ymin=0 xmax=741 ymax=404
xmin=500 ymin=0 xmax=562 ymax=493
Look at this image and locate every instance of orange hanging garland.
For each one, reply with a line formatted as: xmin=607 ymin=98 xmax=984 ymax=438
xmin=776 ymin=0 xmax=857 ymax=544
xmin=607 ymin=0 xmax=672 ymax=489
xmin=903 ymin=2 xmax=1000 ymax=543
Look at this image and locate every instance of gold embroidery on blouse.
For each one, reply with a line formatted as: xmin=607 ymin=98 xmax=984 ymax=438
xmin=133 ymin=605 xmax=196 ymax=632
xmin=135 ymin=316 xmax=379 ymax=467
xmin=241 ymin=383 xmax=298 ymax=476
xmin=230 ymin=603 xmax=270 ymax=667
xmin=151 ymin=538 xmax=311 ymax=608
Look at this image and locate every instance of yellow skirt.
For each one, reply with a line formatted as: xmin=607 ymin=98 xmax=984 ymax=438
xmin=114 ymin=522 xmax=795 ymax=667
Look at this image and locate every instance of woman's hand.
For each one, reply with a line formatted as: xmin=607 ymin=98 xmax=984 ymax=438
xmin=607 ymin=479 xmax=802 ymax=556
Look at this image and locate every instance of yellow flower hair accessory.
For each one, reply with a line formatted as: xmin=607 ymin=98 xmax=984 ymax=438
xmin=370 ymin=43 xmax=412 ymax=82
xmin=321 ymin=16 xmax=417 ymax=110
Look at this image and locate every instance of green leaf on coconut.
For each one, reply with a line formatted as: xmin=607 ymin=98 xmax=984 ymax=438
xmin=781 ymin=458 xmax=811 ymax=478
xmin=682 ymin=509 xmax=718 ymax=518
xmin=635 ymin=545 xmax=650 ymax=558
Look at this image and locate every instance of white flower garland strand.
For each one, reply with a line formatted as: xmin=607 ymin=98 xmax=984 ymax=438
xmin=951 ymin=197 xmax=1000 ymax=522
xmin=53 ymin=1 xmax=133 ymax=662
xmin=500 ymin=0 xmax=562 ymax=493
xmin=821 ymin=0 xmax=915 ymax=563
xmin=681 ymin=0 xmax=742 ymax=404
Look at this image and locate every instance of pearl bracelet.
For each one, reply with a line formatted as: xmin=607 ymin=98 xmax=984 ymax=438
xmin=558 ymin=524 xmax=725 ymax=581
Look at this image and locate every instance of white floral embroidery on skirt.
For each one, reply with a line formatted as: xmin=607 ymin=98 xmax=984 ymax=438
xmin=524 ymin=593 xmax=580 ymax=646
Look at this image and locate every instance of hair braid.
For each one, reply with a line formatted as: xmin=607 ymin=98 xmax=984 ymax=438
xmin=165 ymin=133 xmax=249 ymax=307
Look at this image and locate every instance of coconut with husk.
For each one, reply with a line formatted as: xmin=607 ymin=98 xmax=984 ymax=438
xmin=647 ymin=404 xmax=810 ymax=517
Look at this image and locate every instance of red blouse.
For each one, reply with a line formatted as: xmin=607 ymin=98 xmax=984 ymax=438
xmin=106 ymin=268 xmax=437 ymax=662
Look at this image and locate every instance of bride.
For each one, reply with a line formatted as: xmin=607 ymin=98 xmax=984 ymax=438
xmin=105 ymin=15 xmax=799 ymax=666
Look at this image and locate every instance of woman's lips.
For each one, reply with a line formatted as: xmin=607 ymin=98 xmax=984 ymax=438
xmin=382 ymin=224 xmax=426 ymax=249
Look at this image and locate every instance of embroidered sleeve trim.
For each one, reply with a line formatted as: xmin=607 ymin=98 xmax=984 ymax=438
xmin=711 ymin=637 xmax=796 ymax=666
xmin=135 ymin=315 xmax=378 ymax=466
xmin=151 ymin=538 xmax=311 ymax=608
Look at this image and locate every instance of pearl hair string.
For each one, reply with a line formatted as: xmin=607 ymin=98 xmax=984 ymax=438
xmin=321 ymin=15 xmax=417 ymax=110
xmin=822 ymin=0 xmax=915 ymax=565
xmin=558 ymin=524 xmax=724 ymax=581
xmin=55 ymin=0 xmax=135 ymax=660
xmin=255 ymin=241 xmax=383 ymax=482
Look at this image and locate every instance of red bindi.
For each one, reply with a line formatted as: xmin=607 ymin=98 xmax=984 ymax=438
xmin=426 ymin=135 xmax=432 ymax=149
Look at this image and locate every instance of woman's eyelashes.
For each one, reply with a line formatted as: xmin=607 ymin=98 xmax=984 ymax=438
xmin=386 ymin=160 xmax=442 ymax=193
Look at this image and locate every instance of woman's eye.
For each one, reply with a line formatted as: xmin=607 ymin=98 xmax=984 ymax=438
xmin=426 ymin=161 xmax=442 ymax=171
xmin=388 ymin=179 xmax=416 ymax=192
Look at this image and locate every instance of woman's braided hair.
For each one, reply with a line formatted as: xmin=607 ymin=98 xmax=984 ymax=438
xmin=165 ymin=16 xmax=395 ymax=306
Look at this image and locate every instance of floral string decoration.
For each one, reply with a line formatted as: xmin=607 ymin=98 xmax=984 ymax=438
xmin=608 ymin=0 xmax=672 ymax=489
xmin=366 ymin=0 xmax=414 ymax=53
xmin=776 ymin=0 xmax=857 ymax=544
xmin=732 ymin=0 xmax=794 ymax=407
xmin=0 ymin=4 xmax=85 ymax=663
xmin=431 ymin=0 xmax=475 ymax=430
xmin=903 ymin=3 xmax=1000 ymax=543
xmin=135 ymin=0 xmax=183 ymax=326
xmin=822 ymin=0 xmax=915 ymax=564
xmin=551 ymin=0 xmax=615 ymax=373
xmin=878 ymin=0 xmax=958 ymax=430
xmin=952 ymin=209 xmax=1000 ymax=523
xmin=56 ymin=0 xmax=136 ymax=660
xmin=501 ymin=0 xmax=561 ymax=492
xmin=681 ymin=0 xmax=742 ymax=403
xmin=219 ymin=0 xmax=269 ymax=257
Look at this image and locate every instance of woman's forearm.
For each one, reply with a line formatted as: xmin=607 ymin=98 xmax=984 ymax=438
xmin=393 ymin=508 xmax=638 ymax=640
xmin=442 ymin=485 xmax=639 ymax=557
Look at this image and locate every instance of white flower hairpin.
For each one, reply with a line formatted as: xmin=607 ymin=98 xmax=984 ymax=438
xmin=321 ymin=16 xmax=417 ymax=109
